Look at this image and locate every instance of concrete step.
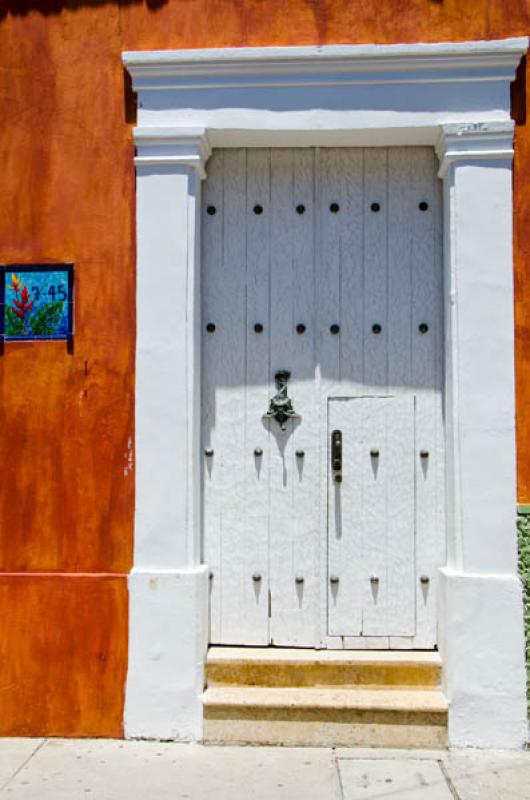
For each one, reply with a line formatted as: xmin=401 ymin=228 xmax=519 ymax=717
xmin=206 ymin=646 xmax=443 ymax=689
xmin=203 ymin=685 xmax=448 ymax=748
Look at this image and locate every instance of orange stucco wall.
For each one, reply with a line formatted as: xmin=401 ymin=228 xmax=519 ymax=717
xmin=1 ymin=0 xmax=530 ymax=736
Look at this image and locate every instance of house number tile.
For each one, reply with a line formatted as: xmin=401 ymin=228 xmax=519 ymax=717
xmin=1 ymin=264 xmax=74 ymax=342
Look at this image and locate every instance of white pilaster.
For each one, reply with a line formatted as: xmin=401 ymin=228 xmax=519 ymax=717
xmin=124 ymin=129 xmax=211 ymax=740
xmin=436 ymin=121 xmax=527 ymax=748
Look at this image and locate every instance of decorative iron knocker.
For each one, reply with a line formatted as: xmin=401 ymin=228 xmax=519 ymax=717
xmin=264 ymin=370 xmax=300 ymax=431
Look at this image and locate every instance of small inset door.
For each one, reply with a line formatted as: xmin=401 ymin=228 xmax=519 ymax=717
xmin=327 ymin=396 xmax=416 ymax=639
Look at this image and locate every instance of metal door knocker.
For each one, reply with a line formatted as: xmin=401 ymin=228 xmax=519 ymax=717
xmin=264 ymin=370 xmax=299 ymax=430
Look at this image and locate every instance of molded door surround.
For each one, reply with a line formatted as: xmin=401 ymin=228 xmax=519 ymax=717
xmin=123 ymin=39 xmax=528 ymax=747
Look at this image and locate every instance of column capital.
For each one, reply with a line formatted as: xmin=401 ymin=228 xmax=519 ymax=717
xmin=133 ymin=127 xmax=211 ymax=178
xmin=436 ymin=120 xmax=514 ymax=178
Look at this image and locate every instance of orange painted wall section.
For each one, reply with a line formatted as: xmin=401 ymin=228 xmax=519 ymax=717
xmin=1 ymin=0 xmax=530 ymax=735
xmin=0 ymin=576 xmax=127 ymax=737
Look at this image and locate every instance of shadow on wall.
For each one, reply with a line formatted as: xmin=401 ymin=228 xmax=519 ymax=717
xmin=0 ymin=0 xmax=168 ymax=17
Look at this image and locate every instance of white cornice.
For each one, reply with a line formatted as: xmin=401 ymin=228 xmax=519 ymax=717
xmin=123 ymin=39 xmax=528 ymax=91
xmin=436 ymin=121 xmax=515 ymax=177
xmin=134 ymin=127 xmax=211 ymax=177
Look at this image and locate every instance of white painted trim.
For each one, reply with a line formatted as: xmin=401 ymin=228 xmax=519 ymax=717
xmin=124 ymin=38 xmax=528 ymax=748
xmin=125 ymin=566 xmax=208 ymax=741
xmin=134 ymin=128 xmax=211 ymax=177
xmin=123 ymin=39 xmax=527 ymax=89
xmin=436 ymin=120 xmax=515 ymax=177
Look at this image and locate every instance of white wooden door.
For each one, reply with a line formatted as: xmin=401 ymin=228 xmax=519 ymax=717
xmin=202 ymin=147 xmax=444 ymax=648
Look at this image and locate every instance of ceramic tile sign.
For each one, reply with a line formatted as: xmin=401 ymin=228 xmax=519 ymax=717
xmin=0 ymin=264 xmax=73 ymax=342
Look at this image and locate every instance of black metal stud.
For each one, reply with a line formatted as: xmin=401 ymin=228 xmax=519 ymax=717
xmin=295 ymin=576 xmax=304 ymax=584
xmin=254 ymin=447 xmax=263 ymax=457
xmin=204 ymin=448 xmax=214 ymax=457
xmin=206 ymin=323 xmax=216 ymax=333
xmin=296 ymin=450 xmax=305 ymax=458
xmin=206 ymin=205 xmax=216 ymax=216
xmin=253 ymin=204 xmax=263 ymax=215
xmin=420 ymin=450 xmax=429 ymax=459
xmin=330 ymin=324 xmax=340 ymax=335
xmin=419 ymin=323 xmax=429 ymax=334
xmin=419 ymin=201 xmax=429 ymax=211
xmin=330 ymin=203 xmax=340 ymax=213
xmin=296 ymin=204 xmax=306 ymax=215
xmin=296 ymin=323 xmax=306 ymax=334
xmin=371 ymin=202 xmax=381 ymax=213
xmin=254 ymin=323 xmax=264 ymax=333
xmin=372 ymin=323 xmax=382 ymax=334
xmin=370 ymin=449 xmax=379 ymax=458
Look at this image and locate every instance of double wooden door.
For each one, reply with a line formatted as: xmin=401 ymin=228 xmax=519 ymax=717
xmin=202 ymin=147 xmax=445 ymax=649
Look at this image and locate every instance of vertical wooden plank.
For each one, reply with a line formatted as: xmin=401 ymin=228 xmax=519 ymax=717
xmin=317 ymin=149 xmax=344 ymax=646
xmin=359 ymin=397 xmax=390 ymax=636
xmin=351 ymin=396 xmax=416 ymax=638
xmin=271 ymin=149 xmax=319 ymax=646
xmin=385 ymin=395 xmax=416 ymax=636
xmin=359 ymin=150 xmax=390 ymax=639
xmin=339 ymin=149 xmax=365 ymax=396
xmin=363 ymin=149 xmax=388 ymax=391
xmin=432 ymin=153 xmax=446 ymax=645
xmin=327 ymin=398 xmax=364 ymax=636
xmin=201 ymin=150 xmax=224 ymax=642
xmin=218 ymin=149 xmax=268 ymax=644
xmin=245 ymin=149 xmax=272 ymax=644
xmin=317 ymin=148 xmax=342 ymax=394
xmin=387 ymin=148 xmax=413 ymax=393
xmin=409 ymin=148 xmax=445 ymax=648
xmin=385 ymin=148 xmax=417 ymax=644
xmin=268 ymin=148 xmax=297 ymax=646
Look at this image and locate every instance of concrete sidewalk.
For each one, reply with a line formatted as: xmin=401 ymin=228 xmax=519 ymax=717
xmin=0 ymin=739 xmax=529 ymax=799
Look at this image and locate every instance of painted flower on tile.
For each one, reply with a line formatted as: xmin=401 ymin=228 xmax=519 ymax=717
xmin=12 ymin=283 xmax=35 ymax=321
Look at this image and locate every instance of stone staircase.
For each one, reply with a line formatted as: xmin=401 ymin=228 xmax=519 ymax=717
xmin=203 ymin=647 xmax=448 ymax=747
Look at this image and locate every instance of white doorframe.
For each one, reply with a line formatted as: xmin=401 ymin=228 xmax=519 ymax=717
xmin=123 ymin=38 xmax=528 ymax=748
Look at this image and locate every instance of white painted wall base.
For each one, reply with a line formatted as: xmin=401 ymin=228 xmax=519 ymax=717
xmin=439 ymin=568 xmax=527 ymax=749
xmin=124 ymin=567 xmax=209 ymax=741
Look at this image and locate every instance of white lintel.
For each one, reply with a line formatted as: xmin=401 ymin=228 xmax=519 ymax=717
xmin=123 ymin=39 xmax=528 ymax=90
